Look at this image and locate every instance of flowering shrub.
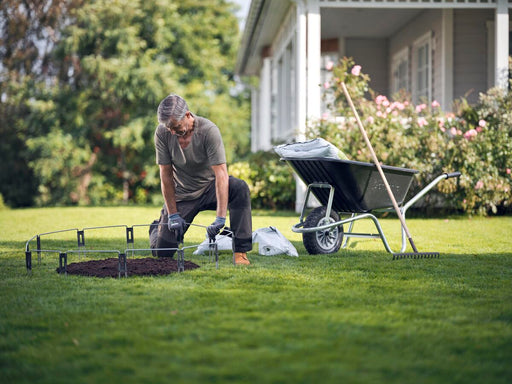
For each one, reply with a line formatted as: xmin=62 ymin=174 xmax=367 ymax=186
xmin=310 ymin=57 xmax=512 ymax=215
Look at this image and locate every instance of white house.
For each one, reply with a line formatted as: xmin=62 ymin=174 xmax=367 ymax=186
xmin=235 ymin=0 xmax=510 ymax=210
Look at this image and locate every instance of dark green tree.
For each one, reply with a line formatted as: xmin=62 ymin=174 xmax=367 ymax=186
xmin=1 ymin=0 xmax=250 ymax=206
xmin=0 ymin=0 xmax=83 ymax=206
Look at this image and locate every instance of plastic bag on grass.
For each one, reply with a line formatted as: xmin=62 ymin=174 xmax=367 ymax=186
xmin=252 ymin=226 xmax=298 ymax=257
xmin=193 ymin=234 xmax=233 ymax=255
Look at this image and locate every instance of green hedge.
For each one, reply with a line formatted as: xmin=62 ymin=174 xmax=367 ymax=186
xmin=229 ymin=151 xmax=295 ymax=210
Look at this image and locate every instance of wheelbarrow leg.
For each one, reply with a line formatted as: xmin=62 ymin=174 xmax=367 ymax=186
xmin=342 ymin=213 xmax=356 ymax=249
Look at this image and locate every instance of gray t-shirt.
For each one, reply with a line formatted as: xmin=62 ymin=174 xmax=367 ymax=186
xmin=154 ymin=115 xmax=226 ymax=201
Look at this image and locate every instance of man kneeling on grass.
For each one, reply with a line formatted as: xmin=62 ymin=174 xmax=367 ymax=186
xmin=151 ymin=94 xmax=252 ymax=265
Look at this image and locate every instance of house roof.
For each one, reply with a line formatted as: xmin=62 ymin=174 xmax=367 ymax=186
xmin=235 ymin=0 xmax=291 ymax=76
xmin=235 ymin=0 xmax=504 ymax=77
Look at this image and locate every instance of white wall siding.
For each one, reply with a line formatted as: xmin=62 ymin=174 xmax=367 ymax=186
xmin=453 ymin=9 xmax=494 ymax=104
xmin=345 ymin=38 xmax=389 ymax=96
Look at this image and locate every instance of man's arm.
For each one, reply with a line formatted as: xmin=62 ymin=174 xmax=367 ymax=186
xmin=211 ymin=163 xmax=229 ymax=218
xmin=159 ymin=164 xmax=178 ymax=215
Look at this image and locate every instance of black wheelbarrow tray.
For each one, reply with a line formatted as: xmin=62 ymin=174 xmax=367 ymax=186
xmin=283 ymin=157 xmax=461 ymax=255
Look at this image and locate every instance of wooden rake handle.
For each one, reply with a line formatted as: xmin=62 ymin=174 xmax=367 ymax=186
xmin=340 ymin=82 xmax=419 ymax=253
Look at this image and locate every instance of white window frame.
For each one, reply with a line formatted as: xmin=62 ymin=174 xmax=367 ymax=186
xmin=412 ymin=31 xmax=432 ymax=104
xmin=391 ymin=47 xmax=409 ymax=95
xmin=320 ymin=52 xmax=339 ymax=117
xmin=275 ymin=39 xmax=296 ymax=140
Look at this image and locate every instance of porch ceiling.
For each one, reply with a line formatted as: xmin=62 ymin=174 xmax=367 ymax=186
xmin=236 ymin=1 xmax=424 ymax=76
xmin=321 ymin=8 xmax=423 ymax=38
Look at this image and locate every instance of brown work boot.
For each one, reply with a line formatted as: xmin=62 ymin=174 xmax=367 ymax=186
xmin=234 ymin=252 xmax=250 ymax=265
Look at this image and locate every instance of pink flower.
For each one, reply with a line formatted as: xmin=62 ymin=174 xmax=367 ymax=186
xmin=476 ymin=127 xmax=482 ymax=133
xmin=450 ymin=127 xmax=458 ymax=136
xmin=392 ymin=102 xmax=405 ymax=110
xmin=351 ymin=65 xmax=361 ymax=76
xmin=366 ymin=116 xmax=375 ymax=124
xmin=375 ymin=95 xmax=388 ymax=105
xmin=417 ymin=117 xmax=428 ymax=127
xmin=475 ymin=180 xmax=484 ymax=190
xmin=323 ymin=81 xmax=330 ymax=89
xmin=463 ymin=129 xmax=478 ymax=139
xmin=325 ymin=61 xmax=334 ymax=71
xmin=507 ymin=168 xmax=511 ymax=175
xmin=440 ymin=127 xmax=446 ymax=132
xmin=321 ymin=112 xmax=329 ymax=120
xmin=415 ymin=104 xmax=427 ymax=113
xmin=437 ymin=118 xmax=445 ymax=127
xmin=431 ymin=100 xmax=440 ymax=108
xmin=478 ymin=119 xmax=486 ymax=128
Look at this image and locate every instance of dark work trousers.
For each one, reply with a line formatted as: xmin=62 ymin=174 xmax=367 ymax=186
xmin=151 ymin=176 xmax=252 ymax=257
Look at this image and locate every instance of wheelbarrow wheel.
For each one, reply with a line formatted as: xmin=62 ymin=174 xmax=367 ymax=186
xmin=303 ymin=206 xmax=343 ymax=255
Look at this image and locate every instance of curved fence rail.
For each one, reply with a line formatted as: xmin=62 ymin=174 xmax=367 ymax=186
xmin=25 ymin=223 xmax=232 ymax=277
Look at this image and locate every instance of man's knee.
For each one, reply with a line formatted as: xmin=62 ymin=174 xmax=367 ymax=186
xmin=154 ymin=233 xmax=178 ymax=257
xmin=150 ymin=212 xmax=179 ymax=257
xmin=229 ymin=177 xmax=251 ymax=208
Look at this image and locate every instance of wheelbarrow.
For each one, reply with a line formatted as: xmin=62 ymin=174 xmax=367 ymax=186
xmin=284 ymin=157 xmax=460 ymax=257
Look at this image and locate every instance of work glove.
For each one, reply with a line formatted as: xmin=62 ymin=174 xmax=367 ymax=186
xmin=207 ymin=216 xmax=226 ymax=240
xmin=168 ymin=213 xmax=186 ymax=242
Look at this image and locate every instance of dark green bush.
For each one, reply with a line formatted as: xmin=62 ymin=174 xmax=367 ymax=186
xmin=229 ymin=151 xmax=295 ymax=210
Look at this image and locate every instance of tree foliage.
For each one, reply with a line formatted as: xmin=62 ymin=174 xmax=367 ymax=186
xmin=0 ymin=0 xmax=82 ymax=206
xmin=0 ymin=0 xmax=250 ymax=207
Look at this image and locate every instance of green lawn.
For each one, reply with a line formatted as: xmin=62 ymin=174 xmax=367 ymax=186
xmin=1 ymin=207 xmax=511 ymax=384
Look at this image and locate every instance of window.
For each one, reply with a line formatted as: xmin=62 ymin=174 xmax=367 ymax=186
xmin=412 ymin=32 xmax=432 ymax=104
xmin=391 ymin=47 xmax=409 ymax=95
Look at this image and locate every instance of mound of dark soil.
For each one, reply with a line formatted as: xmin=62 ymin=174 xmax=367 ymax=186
xmin=56 ymin=257 xmax=200 ymax=278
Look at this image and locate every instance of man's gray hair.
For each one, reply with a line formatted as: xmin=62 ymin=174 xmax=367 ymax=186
xmin=157 ymin=94 xmax=189 ymax=126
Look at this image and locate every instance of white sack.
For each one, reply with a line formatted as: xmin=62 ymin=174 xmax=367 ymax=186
xmin=274 ymin=138 xmax=348 ymax=160
xmin=252 ymin=226 xmax=298 ymax=257
xmin=193 ymin=234 xmax=233 ymax=255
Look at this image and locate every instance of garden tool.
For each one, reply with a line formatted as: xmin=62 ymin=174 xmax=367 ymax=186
xmin=340 ymin=82 xmax=439 ymax=259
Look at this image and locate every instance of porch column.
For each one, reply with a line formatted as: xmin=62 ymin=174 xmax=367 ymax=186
xmin=259 ymin=56 xmax=272 ymax=151
xmin=250 ymin=87 xmax=259 ymax=153
xmin=295 ymin=0 xmax=307 ymax=212
xmin=306 ymin=0 xmax=321 ymax=123
xmin=495 ymin=0 xmax=509 ymax=89
xmin=441 ymin=9 xmax=453 ymax=111
xmin=296 ymin=1 xmax=307 ymax=142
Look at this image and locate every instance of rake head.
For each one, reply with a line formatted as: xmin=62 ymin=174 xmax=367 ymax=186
xmin=393 ymin=252 xmax=440 ymax=260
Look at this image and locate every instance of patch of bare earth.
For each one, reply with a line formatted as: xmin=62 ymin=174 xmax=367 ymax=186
xmin=56 ymin=257 xmax=200 ymax=278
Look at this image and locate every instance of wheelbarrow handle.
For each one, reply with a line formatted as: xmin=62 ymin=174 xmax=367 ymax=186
xmin=445 ymin=171 xmax=461 ymax=179
xmin=402 ymin=171 xmax=462 ymax=213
